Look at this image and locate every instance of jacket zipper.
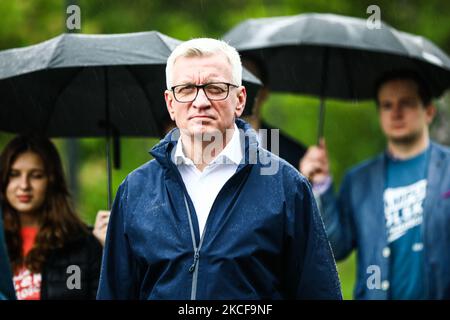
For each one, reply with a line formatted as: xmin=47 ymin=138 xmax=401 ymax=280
xmin=188 ymin=250 xmax=199 ymax=273
xmin=172 ymin=147 xmax=252 ymax=300
xmin=184 ymin=195 xmax=207 ymax=300
xmin=182 ymin=167 xmax=249 ymax=299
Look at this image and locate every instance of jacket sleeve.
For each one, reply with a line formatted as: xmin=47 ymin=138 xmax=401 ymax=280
xmin=319 ymin=173 xmax=356 ymax=261
xmin=0 ymin=207 xmax=16 ymax=300
xmin=86 ymin=233 xmax=103 ymax=299
xmin=286 ymin=175 xmax=342 ymax=299
xmin=96 ymin=179 xmax=140 ymax=299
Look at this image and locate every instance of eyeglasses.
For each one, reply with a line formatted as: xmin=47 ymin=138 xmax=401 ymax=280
xmin=171 ymin=82 xmax=239 ymax=103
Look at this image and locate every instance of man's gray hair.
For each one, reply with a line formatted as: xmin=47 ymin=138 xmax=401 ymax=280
xmin=165 ymin=38 xmax=242 ymax=90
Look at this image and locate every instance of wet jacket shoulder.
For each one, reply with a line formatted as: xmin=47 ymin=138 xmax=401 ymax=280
xmin=98 ymin=118 xmax=342 ymax=300
xmin=41 ymin=228 xmax=103 ymax=300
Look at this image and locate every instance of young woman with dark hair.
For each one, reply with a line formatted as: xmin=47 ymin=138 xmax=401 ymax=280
xmin=0 ymin=135 xmax=102 ymax=300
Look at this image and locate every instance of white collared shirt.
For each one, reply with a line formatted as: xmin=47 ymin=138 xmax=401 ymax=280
xmin=172 ymin=123 xmax=243 ymax=235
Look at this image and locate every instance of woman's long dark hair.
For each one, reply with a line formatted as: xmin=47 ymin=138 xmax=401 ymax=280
xmin=0 ymin=135 xmax=88 ymax=273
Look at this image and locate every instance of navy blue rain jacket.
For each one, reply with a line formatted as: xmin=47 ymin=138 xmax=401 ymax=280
xmin=97 ymin=119 xmax=342 ymax=300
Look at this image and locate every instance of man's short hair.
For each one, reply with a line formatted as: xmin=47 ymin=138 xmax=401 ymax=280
xmin=374 ymin=69 xmax=433 ymax=107
xmin=165 ymin=38 xmax=242 ymax=89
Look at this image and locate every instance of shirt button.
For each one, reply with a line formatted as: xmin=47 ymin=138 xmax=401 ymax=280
xmin=382 ymin=247 xmax=391 ymax=258
xmin=382 ymin=280 xmax=390 ymax=291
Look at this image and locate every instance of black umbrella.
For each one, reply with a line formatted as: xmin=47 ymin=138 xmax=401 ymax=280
xmin=0 ymin=32 xmax=262 ymax=208
xmin=223 ymin=13 xmax=450 ymax=142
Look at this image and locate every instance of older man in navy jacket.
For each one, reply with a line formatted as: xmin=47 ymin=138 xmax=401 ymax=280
xmin=97 ymin=38 xmax=341 ymax=300
xmin=301 ymin=70 xmax=450 ymax=299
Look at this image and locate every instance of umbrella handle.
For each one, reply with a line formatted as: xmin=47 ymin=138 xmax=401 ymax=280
xmin=113 ymin=131 xmax=121 ymax=170
xmin=317 ymin=47 xmax=329 ymax=145
xmin=317 ymin=97 xmax=326 ymax=145
xmin=103 ymin=66 xmax=113 ymax=210
xmin=106 ymin=136 xmax=112 ymax=210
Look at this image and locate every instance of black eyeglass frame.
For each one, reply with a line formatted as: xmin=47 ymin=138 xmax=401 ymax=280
xmin=170 ymin=82 xmax=239 ymax=103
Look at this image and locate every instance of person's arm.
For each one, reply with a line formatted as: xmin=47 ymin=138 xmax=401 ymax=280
xmin=319 ymin=175 xmax=356 ymax=261
xmin=284 ymin=175 xmax=342 ymax=299
xmin=299 ymin=140 xmax=355 ymax=261
xmin=85 ymin=233 xmax=103 ymax=300
xmin=96 ymin=179 xmax=140 ymax=299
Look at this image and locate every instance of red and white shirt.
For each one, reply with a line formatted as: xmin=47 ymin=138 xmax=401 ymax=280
xmin=13 ymin=227 xmax=41 ymax=300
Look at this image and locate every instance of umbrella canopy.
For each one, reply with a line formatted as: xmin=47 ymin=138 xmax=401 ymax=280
xmin=0 ymin=32 xmax=261 ymax=137
xmin=224 ymin=13 xmax=450 ymax=141
xmin=224 ymin=13 xmax=450 ymax=99
xmin=0 ymin=32 xmax=262 ymax=208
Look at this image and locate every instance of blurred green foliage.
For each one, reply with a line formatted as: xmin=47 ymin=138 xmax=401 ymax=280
xmin=1 ymin=0 xmax=449 ymax=299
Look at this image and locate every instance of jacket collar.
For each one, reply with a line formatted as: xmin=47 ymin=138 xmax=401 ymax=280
xmin=172 ymin=123 xmax=243 ymax=166
xmin=150 ymin=118 xmax=258 ymax=170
